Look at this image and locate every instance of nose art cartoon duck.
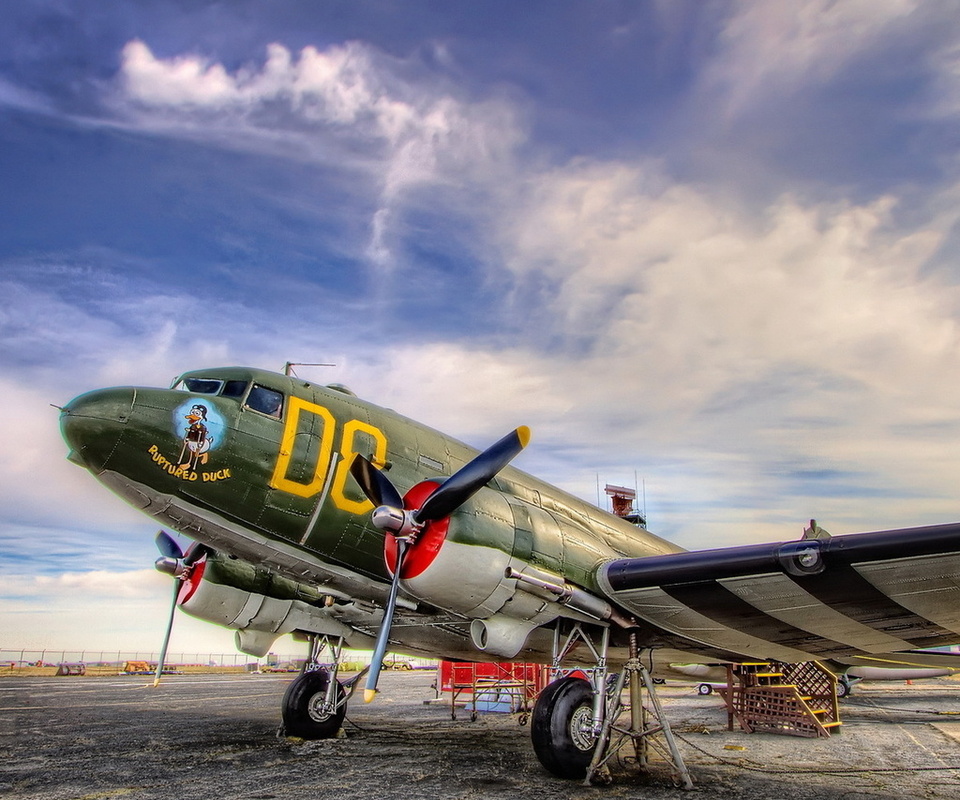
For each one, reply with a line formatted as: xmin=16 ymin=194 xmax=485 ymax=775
xmin=178 ymin=404 xmax=214 ymax=470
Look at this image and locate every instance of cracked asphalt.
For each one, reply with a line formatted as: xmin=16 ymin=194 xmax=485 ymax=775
xmin=3 ymin=670 xmax=960 ymax=799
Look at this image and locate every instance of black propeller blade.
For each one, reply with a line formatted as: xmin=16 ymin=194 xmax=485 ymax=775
xmin=363 ymin=538 xmax=408 ymax=703
xmin=151 ymin=531 xmax=211 ymax=687
xmin=415 ymin=426 xmax=530 ymax=523
xmin=155 ymin=530 xmax=184 ymax=560
xmin=350 ymin=426 xmax=530 ymax=702
xmin=349 ymin=455 xmax=404 ymax=509
xmin=154 ymin=577 xmax=180 ymax=688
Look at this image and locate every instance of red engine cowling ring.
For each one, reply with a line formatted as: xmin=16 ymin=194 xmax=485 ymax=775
xmin=384 ymin=480 xmax=450 ymax=579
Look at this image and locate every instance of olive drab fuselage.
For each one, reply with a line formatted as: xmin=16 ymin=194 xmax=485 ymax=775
xmin=60 ymin=366 xmax=680 ymax=660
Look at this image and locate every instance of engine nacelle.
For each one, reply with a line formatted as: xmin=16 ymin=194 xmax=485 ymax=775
xmin=402 ymin=489 xmax=520 ymax=618
xmin=175 ymin=554 xmax=371 ymax=657
xmin=403 ymin=489 xmax=629 ymax=640
xmin=181 ymin=579 xmax=356 ymax=657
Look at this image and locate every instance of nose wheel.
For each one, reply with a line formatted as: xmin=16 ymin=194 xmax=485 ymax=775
xmin=280 ymin=634 xmax=349 ymax=739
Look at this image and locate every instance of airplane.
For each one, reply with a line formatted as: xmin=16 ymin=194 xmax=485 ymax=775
xmin=59 ymin=365 xmax=960 ymax=782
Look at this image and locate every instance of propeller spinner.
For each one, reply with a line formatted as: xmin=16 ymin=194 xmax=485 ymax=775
xmin=350 ymin=426 xmax=530 ymax=702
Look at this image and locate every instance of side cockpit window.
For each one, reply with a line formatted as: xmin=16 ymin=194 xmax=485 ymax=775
xmin=244 ymin=384 xmax=284 ymax=418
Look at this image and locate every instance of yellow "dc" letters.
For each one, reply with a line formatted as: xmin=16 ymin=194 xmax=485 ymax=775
xmin=269 ymin=397 xmax=387 ymax=514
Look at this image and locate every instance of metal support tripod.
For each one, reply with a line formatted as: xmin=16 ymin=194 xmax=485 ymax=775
xmin=584 ymin=634 xmax=694 ymax=789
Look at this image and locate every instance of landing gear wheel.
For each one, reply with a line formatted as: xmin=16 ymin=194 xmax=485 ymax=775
xmin=531 ymin=677 xmax=598 ymax=779
xmin=697 ymin=682 xmax=713 ymax=696
xmin=281 ymin=669 xmax=347 ymax=739
xmin=836 ymin=678 xmax=851 ymax=698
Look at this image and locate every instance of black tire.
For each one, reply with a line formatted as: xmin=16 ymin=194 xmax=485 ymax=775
xmin=531 ymin=677 xmax=597 ymax=779
xmin=281 ymin=670 xmax=346 ymax=739
xmin=697 ymin=683 xmax=713 ymax=696
xmin=836 ymin=678 xmax=851 ymax=699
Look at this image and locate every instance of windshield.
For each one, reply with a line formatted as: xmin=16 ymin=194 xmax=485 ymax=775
xmin=176 ymin=377 xmax=251 ymax=399
xmin=180 ymin=377 xmax=223 ymax=394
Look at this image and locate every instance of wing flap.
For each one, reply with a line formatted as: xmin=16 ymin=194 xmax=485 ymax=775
xmin=855 ymin=552 xmax=960 ymax=632
xmin=718 ymin=572 xmax=909 ymax=653
xmin=597 ymin=522 xmax=960 ymax=662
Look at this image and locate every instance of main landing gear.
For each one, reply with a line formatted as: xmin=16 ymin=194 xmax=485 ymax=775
xmin=281 ymin=634 xmax=364 ymax=739
xmin=530 ymin=623 xmax=694 ymax=789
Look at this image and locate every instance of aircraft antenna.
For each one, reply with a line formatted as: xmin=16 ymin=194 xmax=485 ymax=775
xmin=283 ymin=361 xmax=335 ymax=377
xmin=642 ymin=477 xmax=647 ymax=525
xmin=636 ymin=472 xmax=647 ymax=527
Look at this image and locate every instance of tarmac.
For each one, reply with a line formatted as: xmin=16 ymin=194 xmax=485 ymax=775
xmin=2 ymin=670 xmax=960 ymax=799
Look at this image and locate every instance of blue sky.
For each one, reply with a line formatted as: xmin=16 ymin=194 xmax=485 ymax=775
xmin=4 ymin=0 xmax=960 ymax=653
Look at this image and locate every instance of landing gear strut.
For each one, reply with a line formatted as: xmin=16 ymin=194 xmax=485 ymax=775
xmin=281 ymin=634 xmax=353 ymax=739
xmin=531 ymin=623 xmax=694 ymax=789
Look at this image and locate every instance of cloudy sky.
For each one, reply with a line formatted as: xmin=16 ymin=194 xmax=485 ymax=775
xmin=4 ymin=0 xmax=960 ymax=655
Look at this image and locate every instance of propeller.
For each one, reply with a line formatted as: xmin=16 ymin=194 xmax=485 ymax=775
xmin=350 ymin=426 xmax=530 ymax=702
xmin=152 ymin=531 xmax=211 ymax=687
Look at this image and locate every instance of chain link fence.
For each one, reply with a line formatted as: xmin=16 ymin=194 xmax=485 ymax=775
xmin=0 ymin=648 xmax=434 ymax=675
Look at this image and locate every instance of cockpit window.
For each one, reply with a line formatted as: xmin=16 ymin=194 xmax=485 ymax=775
xmin=177 ymin=377 xmax=251 ymax=400
xmin=183 ymin=378 xmax=223 ymax=394
xmin=221 ymin=380 xmax=248 ymax=398
xmin=244 ymin=384 xmax=283 ymax=418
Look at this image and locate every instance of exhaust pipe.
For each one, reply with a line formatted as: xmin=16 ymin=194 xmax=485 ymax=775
xmin=505 ymin=567 xmax=634 ymax=628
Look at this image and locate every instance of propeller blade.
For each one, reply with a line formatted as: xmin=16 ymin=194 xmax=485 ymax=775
xmin=152 ymin=577 xmax=180 ymax=687
xmin=350 ymin=455 xmax=404 ymax=509
xmin=364 ymin=539 xmax=408 ymax=703
xmin=155 ymin=530 xmax=184 ymax=560
xmin=415 ymin=426 xmax=530 ymax=523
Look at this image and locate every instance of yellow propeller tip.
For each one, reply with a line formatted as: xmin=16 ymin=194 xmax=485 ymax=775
xmin=364 ymin=689 xmax=377 ymax=703
xmin=517 ymin=425 xmax=531 ymax=448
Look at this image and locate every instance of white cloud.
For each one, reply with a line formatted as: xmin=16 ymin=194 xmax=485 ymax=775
xmin=115 ymin=40 xmax=523 ymax=268
xmin=703 ymin=0 xmax=922 ymax=119
xmin=0 ymin=568 xmax=244 ymax=654
xmin=120 ymin=39 xmax=427 ymax=138
xmin=479 ymin=157 xmax=960 ymax=539
xmin=504 ymin=159 xmax=958 ymax=409
xmin=928 ymin=34 xmax=960 ymax=118
xmin=121 ymin=40 xmax=242 ymax=107
xmin=0 ymin=75 xmax=55 ymax=114
xmin=5 ymin=568 xmax=165 ymax=599
xmin=0 ymin=373 xmax=148 ymax=531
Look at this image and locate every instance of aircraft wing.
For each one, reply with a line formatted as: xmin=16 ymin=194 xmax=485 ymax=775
xmin=595 ymin=522 xmax=960 ymax=665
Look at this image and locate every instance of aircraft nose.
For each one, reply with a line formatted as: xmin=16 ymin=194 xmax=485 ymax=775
xmin=60 ymin=387 xmax=135 ymax=472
